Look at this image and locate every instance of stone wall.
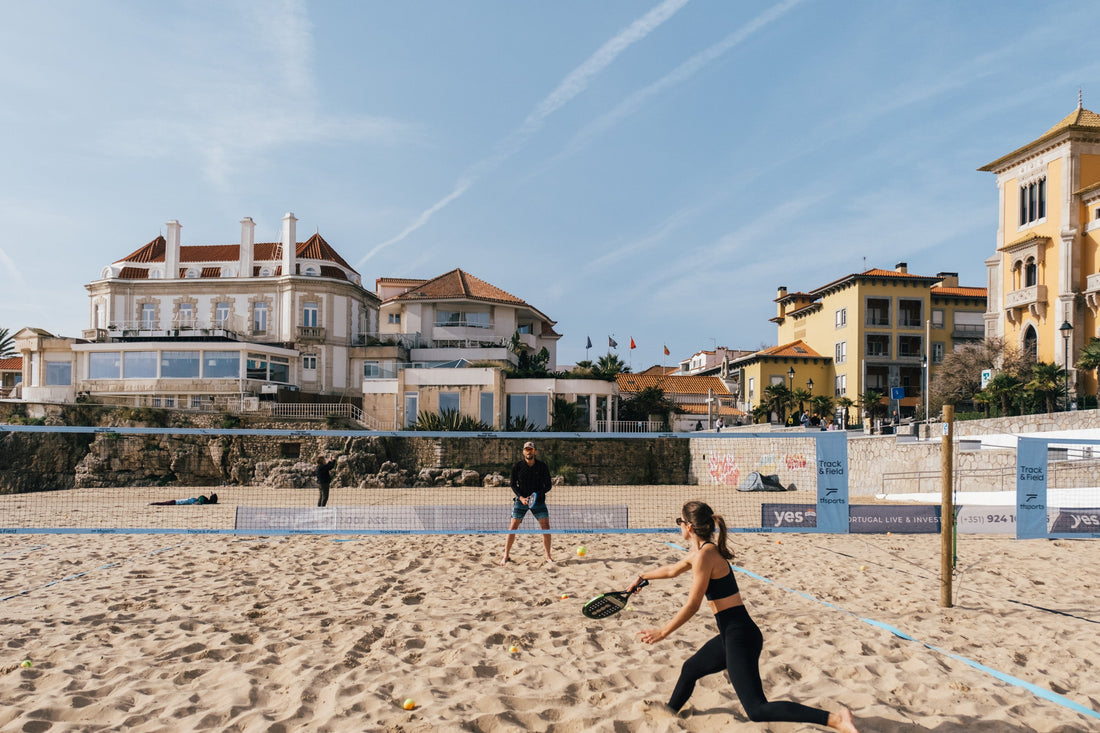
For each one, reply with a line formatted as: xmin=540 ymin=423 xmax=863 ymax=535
xmin=687 ymin=435 xmax=818 ymax=491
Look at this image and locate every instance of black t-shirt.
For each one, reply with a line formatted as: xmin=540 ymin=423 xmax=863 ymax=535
xmin=510 ymin=458 xmax=551 ymax=499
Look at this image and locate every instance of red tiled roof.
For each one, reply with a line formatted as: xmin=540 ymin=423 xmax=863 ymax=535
xmin=0 ymin=357 xmax=22 ymax=370
xmin=118 ymin=266 xmax=149 ymax=279
xmin=389 ymin=269 xmax=527 ymax=306
xmin=638 ymin=365 xmax=678 ymax=376
xmin=616 ymin=373 xmax=731 ymax=396
xmin=932 ymin=286 xmax=987 ymax=298
xmin=755 ymin=340 xmax=823 ymax=358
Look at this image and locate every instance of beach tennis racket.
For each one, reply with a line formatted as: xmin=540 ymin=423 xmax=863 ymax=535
xmin=582 ymin=579 xmax=647 ymax=619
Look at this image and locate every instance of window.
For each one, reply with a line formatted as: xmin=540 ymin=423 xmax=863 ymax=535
xmin=191 ymin=396 xmax=203 ymax=408
xmin=834 ymin=341 xmax=847 ymax=364
xmin=516 ymin=323 xmax=533 ymax=335
xmin=835 ymin=308 xmax=847 ymax=328
xmin=573 ymin=395 xmax=589 ymax=426
xmin=253 ymin=302 xmax=267 ymax=333
xmin=303 ymin=354 xmax=317 ymax=371
xmin=1024 ymin=258 xmax=1037 ymax=287
xmin=834 ymin=374 xmax=846 ymax=397
xmin=215 ymin=302 xmax=230 ymax=326
xmin=89 ymin=352 xmax=121 ymax=379
xmin=303 ymin=302 xmax=318 ymax=328
xmin=246 ymin=354 xmax=268 ymax=380
xmin=866 ymin=334 xmax=890 ymax=357
xmin=388 ymin=313 xmax=401 ymax=325
xmin=466 ymin=312 xmax=490 ymax=328
xmin=507 ymin=394 xmax=549 ymax=429
xmin=866 ymin=366 xmax=887 ymax=390
xmin=363 ymin=361 xmax=380 ymax=379
xmin=269 ymin=356 xmax=290 ymax=383
xmin=1019 ymin=178 xmax=1046 ymax=226
xmin=203 ymin=352 xmax=240 ymax=378
xmin=898 ymin=335 xmax=922 ymax=358
xmin=439 ymin=392 xmax=460 ymax=414
xmin=177 ymin=303 xmax=194 ymax=326
xmin=480 ymin=392 xmax=495 ymax=426
xmin=161 ymin=351 xmax=200 ymax=378
xmin=932 ymin=342 xmax=945 ymax=363
xmin=748 ymin=377 xmax=755 ymax=401
xmin=46 ymin=361 xmax=71 ymax=386
xmin=898 ymin=299 xmax=923 ymax=328
xmin=931 ymin=309 xmax=945 ymax=329
xmin=123 ymin=351 xmax=158 ymax=379
xmin=404 ymin=392 xmax=419 ymax=427
xmin=866 ymin=298 xmax=890 ymax=326
xmin=141 ymin=303 xmax=156 ymax=328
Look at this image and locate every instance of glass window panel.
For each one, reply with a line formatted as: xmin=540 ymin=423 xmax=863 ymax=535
xmin=204 ymin=352 xmax=240 ymax=378
xmin=45 ymin=361 xmax=71 ymax=386
xmin=123 ymin=351 xmax=158 ymax=379
xmin=480 ymin=392 xmax=494 ymax=425
xmin=269 ymin=356 xmax=290 ymax=383
xmin=161 ymin=351 xmax=200 ymax=378
xmin=216 ymin=302 xmax=230 ymax=325
xmin=439 ymin=392 xmax=460 ymax=414
xmin=89 ymin=352 xmax=121 ymax=379
xmin=246 ymin=353 xmax=268 ymax=380
xmin=527 ymin=394 xmax=549 ymax=429
xmin=253 ymin=303 xmax=267 ymax=332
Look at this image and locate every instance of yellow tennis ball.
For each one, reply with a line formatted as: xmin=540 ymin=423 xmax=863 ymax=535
xmin=402 ymin=698 xmax=415 ymax=710
xmin=860 ymin=565 xmax=866 ymax=571
xmin=21 ymin=660 xmax=32 ymax=668
xmin=576 ymin=546 xmax=587 ymax=556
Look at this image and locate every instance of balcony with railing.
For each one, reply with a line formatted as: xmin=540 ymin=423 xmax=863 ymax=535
xmin=87 ymin=315 xmax=248 ymax=342
xmin=297 ymin=325 xmax=326 ymax=341
xmin=951 ymin=323 xmax=985 ymax=341
xmin=1005 ymin=283 xmax=1047 ymax=323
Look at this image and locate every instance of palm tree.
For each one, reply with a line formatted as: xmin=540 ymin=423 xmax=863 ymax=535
xmin=984 ymin=371 xmax=1023 ymax=416
xmin=0 ymin=327 xmax=14 ymax=359
xmin=751 ymin=404 xmax=771 ymax=424
xmin=972 ymin=389 xmax=994 ymax=418
xmin=836 ymin=396 xmax=855 ymax=429
xmin=762 ymin=383 xmax=791 ymax=424
xmin=1026 ymin=361 xmax=1064 ymax=413
xmin=790 ymin=388 xmax=811 ymax=417
xmin=1075 ymin=337 xmax=1100 ymax=402
xmin=811 ymin=394 xmax=835 ymax=421
xmin=594 ymin=352 xmax=628 ymax=378
xmin=859 ymin=389 xmax=886 ymax=425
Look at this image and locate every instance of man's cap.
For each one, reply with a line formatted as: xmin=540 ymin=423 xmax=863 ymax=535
xmin=523 ymin=441 xmax=536 ymax=449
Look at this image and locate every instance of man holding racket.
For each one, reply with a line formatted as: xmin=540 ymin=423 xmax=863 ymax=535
xmin=499 ymin=441 xmax=553 ymax=566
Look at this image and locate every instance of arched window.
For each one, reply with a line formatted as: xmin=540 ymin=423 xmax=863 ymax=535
xmin=1022 ymin=325 xmax=1038 ymax=361
xmin=1024 ymin=258 xmax=1037 ymax=287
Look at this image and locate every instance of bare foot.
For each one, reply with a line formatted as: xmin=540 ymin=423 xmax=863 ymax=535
xmin=827 ymin=708 xmax=858 ymax=733
xmin=544 ymin=557 xmax=555 ymax=565
xmin=498 ymin=555 xmax=512 ymax=566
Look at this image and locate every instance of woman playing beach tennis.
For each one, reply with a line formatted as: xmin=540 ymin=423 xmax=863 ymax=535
xmin=628 ymin=500 xmax=858 ymax=732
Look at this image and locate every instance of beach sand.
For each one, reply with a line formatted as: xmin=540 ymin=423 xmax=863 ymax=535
xmin=1 ymin=530 xmax=1098 ymax=732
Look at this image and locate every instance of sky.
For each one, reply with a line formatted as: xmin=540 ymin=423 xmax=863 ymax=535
xmin=3 ymin=0 xmax=1100 ymax=369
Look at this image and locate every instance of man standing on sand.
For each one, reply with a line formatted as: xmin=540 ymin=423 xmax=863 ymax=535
xmin=500 ymin=441 xmax=553 ymax=566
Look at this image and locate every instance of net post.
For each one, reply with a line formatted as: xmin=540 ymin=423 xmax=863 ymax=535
xmin=940 ymin=404 xmax=954 ymax=608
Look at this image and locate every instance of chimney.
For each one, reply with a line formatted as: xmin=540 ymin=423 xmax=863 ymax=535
xmin=281 ymin=212 xmax=297 ymax=276
xmin=239 ymin=217 xmax=255 ymax=277
xmin=165 ymin=220 xmax=181 ymax=279
xmin=935 ymin=271 xmax=959 ymax=288
xmin=776 ymin=286 xmax=788 ymax=319
xmin=895 ymin=262 xmax=908 ymax=274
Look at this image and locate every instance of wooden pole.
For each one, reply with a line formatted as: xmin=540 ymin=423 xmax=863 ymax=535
xmin=941 ymin=403 xmax=954 ymax=608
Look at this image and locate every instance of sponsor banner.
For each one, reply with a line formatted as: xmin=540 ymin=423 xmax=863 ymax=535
xmin=955 ymin=506 xmax=1015 ymax=535
xmin=849 ymin=505 xmax=941 ymax=534
xmin=1016 ymin=438 xmax=1049 ymax=540
xmin=760 ymin=504 xmax=818 ymax=529
xmin=235 ymin=504 xmax=629 ymax=532
xmin=815 ymin=432 xmax=849 ymax=533
xmin=1049 ymin=507 xmax=1100 ymax=535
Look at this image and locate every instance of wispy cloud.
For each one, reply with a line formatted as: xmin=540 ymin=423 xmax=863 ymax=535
xmin=356 ymin=0 xmax=691 ymax=267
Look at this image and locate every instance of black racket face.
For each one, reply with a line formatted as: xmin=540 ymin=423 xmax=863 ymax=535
xmin=582 ymin=592 xmax=628 ymax=619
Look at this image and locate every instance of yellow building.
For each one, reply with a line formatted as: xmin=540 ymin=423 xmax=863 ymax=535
xmin=980 ymin=103 xmax=1100 ymax=398
xmin=738 ymin=264 xmax=986 ymax=423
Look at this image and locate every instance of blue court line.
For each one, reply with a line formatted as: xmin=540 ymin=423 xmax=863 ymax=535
xmin=0 ymin=545 xmax=48 ymax=558
xmin=0 ymin=542 xmax=191 ymax=603
xmin=729 ymin=563 xmax=1100 ymax=723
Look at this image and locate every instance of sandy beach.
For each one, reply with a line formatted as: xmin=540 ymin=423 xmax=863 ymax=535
xmin=2 ymin=529 xmax=1098 ymax=732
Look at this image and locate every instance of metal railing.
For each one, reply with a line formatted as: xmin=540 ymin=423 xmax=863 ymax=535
xmin=595 ymin=420 xmax=666 ymax=433
xmin=433 ymin=318 xmax=494 ymax=329
xmin=267 ymin=402 xmax=383 ymax=430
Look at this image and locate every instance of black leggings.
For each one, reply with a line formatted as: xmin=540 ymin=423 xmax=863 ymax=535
xmin=318 ymin=484 xmax=330 ymax=508
xmin=668 ymin=605 xmax=829 ymax=725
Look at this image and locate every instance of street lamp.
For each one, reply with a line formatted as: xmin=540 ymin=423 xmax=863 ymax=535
xmin=806 ymin=378 xmax=814 ymax=393
xmin=787 ymin=366 xmax=795 ymax=389
xmin=1060 ymin=320 xmax=1073 ymax=410
xmin=921 ymin=353 xmax=929 ymax=433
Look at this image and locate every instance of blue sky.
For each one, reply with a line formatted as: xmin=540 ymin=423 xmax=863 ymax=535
xmin=3 ymin=1 xmax=1100 ymax=368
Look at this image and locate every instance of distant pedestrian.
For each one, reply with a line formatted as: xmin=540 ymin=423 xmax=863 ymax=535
xmin=316 ymin=454 xmax=337 ymax=507
xmin=715 ymin=417 xmax=724 ymax=432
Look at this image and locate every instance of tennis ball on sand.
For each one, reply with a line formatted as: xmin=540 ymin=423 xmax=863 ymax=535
xmin=402 ymin=699 xmax=415 ymax=710
xmin=577 ymin=546 xmax=587 ymax=556
xmin=860 ymin=565 xmax=867 ymax=571
xmin=508 ymin=645 xmax=519 ymax=653
xmin=560 ymin=594 xmax=569 ymax=599
xmin=21 ymin=660 xmax=32 ymax=668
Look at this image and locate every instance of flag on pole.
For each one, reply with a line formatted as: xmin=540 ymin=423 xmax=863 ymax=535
xmin=630 ymin=338 xmax=636 ymax=350
xmin=608 ymin=336 xmax=618 ymax=348
xmin=585 ymin=336 xmax=592 ymax=349
xmin=663 ymin=345 xmax=670 ymax=356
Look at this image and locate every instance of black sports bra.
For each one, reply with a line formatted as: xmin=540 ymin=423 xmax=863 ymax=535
xmin=700 ymin=542 xmax=740 ymax=601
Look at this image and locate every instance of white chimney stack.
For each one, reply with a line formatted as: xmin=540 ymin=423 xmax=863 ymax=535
xmin=165 ymin=220 xmax=181 ymax=279
xmin=281 ymin=212 xmax=297 ymax=276
xmin=239 ymin=217 xmax=255 ymax=277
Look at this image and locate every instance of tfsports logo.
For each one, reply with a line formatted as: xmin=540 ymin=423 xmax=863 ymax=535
xmin=1025 ymin=493 xmax=1038 ymax=503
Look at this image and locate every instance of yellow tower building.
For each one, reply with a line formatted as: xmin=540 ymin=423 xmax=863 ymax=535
xmin=738 ymin=264 xmax=985 ymax=424
xmin=980 ymin=102 xmax=1100 ymax=397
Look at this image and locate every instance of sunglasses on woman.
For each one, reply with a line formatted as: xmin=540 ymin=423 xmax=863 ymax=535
xmin=675 ymin=517 xmax=691 ymax=527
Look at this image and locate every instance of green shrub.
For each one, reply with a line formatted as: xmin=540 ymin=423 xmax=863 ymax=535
xmin=411 ymin=409 xmax=492 ymax=432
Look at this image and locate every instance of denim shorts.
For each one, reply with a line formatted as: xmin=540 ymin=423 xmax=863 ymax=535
xmin=511 ymin=496 xmax=549 ymax=521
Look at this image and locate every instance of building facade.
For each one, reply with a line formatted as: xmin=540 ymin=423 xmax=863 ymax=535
xmin=980 ymin=104 xmax=1100 ymax=397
